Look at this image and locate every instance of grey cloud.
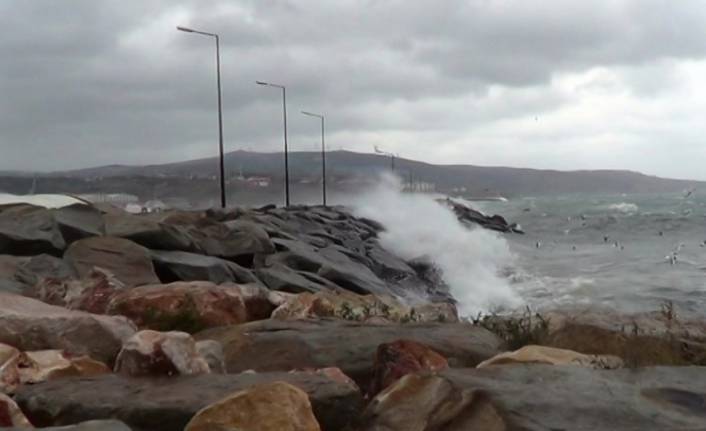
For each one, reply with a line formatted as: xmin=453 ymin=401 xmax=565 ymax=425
xmin=1 ymin=0 xmax=706 ymax=178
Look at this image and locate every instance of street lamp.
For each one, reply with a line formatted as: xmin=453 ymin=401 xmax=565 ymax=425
xmin=177 ymin=25 xmax=226 ymax=208
xmin=301 ymin=111 xmax=326 ymax=206
xmin=256 ymin=81 xmax=290 ymax=207
xmin=374 ymin=146 xmax=397 ymax=172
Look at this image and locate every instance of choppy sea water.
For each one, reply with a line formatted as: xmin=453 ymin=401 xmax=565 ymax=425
xmin=476 ymin=192 xmax=706 ymax=317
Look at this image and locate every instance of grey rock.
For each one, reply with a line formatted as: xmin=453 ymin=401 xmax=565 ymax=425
xmin=256 ymin=262 xmax=338 ymax=293
xmin=104 ymin=213 xmax=196 ymax=252
xmin=0 ymin=292 xmax=136 ymax=365
xmin=195 ymin=339 xmax=226 ymax=373
xmin=53 ymin=204 xmax=105 ymax=244
xmin=363 ymin=365 xmax=706 ymax=431
xmin=0 ymin=204 xmax=65 ymax=256
xmin=196 ymin=319 xmax=503 ymax=388
xmin=64 ymin=237 xmax=160 ymax=287
xmin=15 ymin=371 xmax=363 ymax=431
xmin=150 ymin=250 xmax=256 ymax=284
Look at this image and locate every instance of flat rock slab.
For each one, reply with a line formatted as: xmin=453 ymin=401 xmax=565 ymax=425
xmin=196 ymin=319 xmax=503 ymax=387
xmin=0 ymin=293 xmax=136 ymax=365
xmin=435 ymin=365 xmax=706 ymax=430
xmin=15 ymin=372 xmax=363 ymax=431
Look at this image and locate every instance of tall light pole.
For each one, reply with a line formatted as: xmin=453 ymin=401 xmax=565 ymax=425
xmin=177 ymin=25 xmax=226 ymax=208
xmin=374 ymin=146 xmax=397 ymax=172
xmin=302 ymin=111 xmax=326 ymax=206
xmin=256 ymin=81 xmax=290 ymax=207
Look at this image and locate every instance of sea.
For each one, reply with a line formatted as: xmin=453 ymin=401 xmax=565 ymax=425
xmin=475 ymin=192 xmax=706 ymax=318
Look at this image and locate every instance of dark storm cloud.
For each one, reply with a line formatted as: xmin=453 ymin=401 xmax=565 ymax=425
xmin=2 ymin=0 xmax=706 ymax=177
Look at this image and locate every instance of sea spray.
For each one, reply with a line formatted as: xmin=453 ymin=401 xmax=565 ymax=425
xmin=352 ymin=175 xmax=521 ymax=316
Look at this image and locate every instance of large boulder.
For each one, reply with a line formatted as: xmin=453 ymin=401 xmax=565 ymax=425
xmin=151 ymin=250 xmax=256 ymax=284
xmin=64 ymin=237 xmax=160 ymax=287
xmin=265 ymin=240 xmax=389 ymax=296
xmin=196 ymin=319 xmax=503 ymax=387
xmin=14 ymin=254 xmax=75 ymax=292
xmin=104 ymin=213 xmax=196 ymax=252
xmin=190 ymin=219 xmax=275 ymax=264
xmin=185 ymin=381 xmax=321 ymax=431
xmin=106 ymin=282 xmax=276 ymax=333
xmin=0 ymin=204 xmax=65 ymax=256
xmin=0 ymin=293 xmax=136 ymax=365
xmin=0 ymin=393 xmax=32 ymax=427
xmin=368 ymin=340 xmax=448 ymax=397
xmin=52 ymin=204 xmax=105 ymax=244
xmin=0 ymin=256 xmax=28 ymax=294
xmin=15 ymin=371 xmax=363 ymax=431
xmin=255 ymin=263 xmax=340 ymax=293
xmin=0 ymin=344 xmax=22 ymax=394
xmin=362 ymin=365 xmax=706 ymax=431
xmin=114 ymin=330 xmax=210 ymax=377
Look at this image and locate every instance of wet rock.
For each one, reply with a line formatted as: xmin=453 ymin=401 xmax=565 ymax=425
xmin=190 ymin=219 xmax=275 ymax=263
xmin=0 ymin=293 xmax=136 ymax=365
xmin=15 ymin=371 xmax=363 ymax=431
xmin=106 ymin=282 xmax=275 ymax=333
xmin=369 ymin=340 xmax=448 ymax=397
xmin=196 ymin=319 xmax=502 ymax=388
xmin=104 ymin=213 xmax=196 ymax=252
xmin=185 ymin=381 xmax=321 ymax=431
xmin=19 ymin=350 xmax=110 ymax=384
xmin=0 ymin=344 xmax=22 ymax=394
xmin=365 ymin=366 xmax=706 ymax=430
xmin=35 ymin=268 xmax=126 ymax=313
xmin=256 ymin=263 xmax=339 ymax=293
xmin=151 ymin=250 xmax=256 ymax=284
xmin=14 ymin=254 xmax=75 ymax=294
xmin=361 ymin=373 xmax=505 ymax=431
xmin=0 ymin=393 xmax=32 ymax=427
xmin=0 ymin=256 xmax=28 ymax=294
xmin=195 ymin=340 xmax=226 ymax=374
xmin=0 ymin=204 xmax=65 ymax=256
xmin=114 ymin=330 xmax=210 ymax=377
xmin=64 ymin=237 xmax=160 ymax=287
xmin=52 ymin=204 xmax=105 ymax=244
xmin=477 ymin=345 xmax=623 ymax=369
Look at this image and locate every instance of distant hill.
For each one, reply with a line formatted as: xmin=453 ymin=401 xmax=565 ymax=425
xmin=51 ymin=150 xmax=702 ymax=197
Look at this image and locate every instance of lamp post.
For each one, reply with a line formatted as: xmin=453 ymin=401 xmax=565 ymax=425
xmin=374 ymin=146 xmax=396 ymax=172
xmin=301 ymin=111 xmax=326 ymax=206
xmin=256 ymin=81 xmax=290 ymax=207
xmin=176 ymin=25 xmax=226 ymax=208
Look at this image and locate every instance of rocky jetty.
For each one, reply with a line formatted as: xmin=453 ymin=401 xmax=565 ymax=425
xmin=1 ymin=200 xmax=705 ymax=430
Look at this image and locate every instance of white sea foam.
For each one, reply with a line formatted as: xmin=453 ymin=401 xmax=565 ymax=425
xmin=352 ymin=175 xmax=521 ymax=316
xmin=607 ymin=202 xmax=639 ymax=213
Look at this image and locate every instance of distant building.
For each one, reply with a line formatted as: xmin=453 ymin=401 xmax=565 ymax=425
xmin=144 ymin=199 xmax=168 ymax=213
xmin=246 ymin=176 xmax=271 ymax=187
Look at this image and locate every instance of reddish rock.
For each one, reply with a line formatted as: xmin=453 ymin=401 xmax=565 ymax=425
xmin=0 ymin=343 xmax=23 ymax=394
xmin=64 ymin=236 xmax=160 ymax=287
xmin=369 ymin=339 xmax=448 ymax=397
xmin=114 ymin=330 xmax=210 ymax=377
xmin=106 ymin=282 xmax=276 ymax=333
xmin=0 ymin=293 xmax=136 ymax=365
xmin=35 ymin=268 xmax=126 ymax=314
xmin=0 ymin=392 xmax=32 ymax=427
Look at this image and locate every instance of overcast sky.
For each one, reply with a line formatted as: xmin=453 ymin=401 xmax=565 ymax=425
xmin=2 ymin=1 xmax=706 ymax=179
